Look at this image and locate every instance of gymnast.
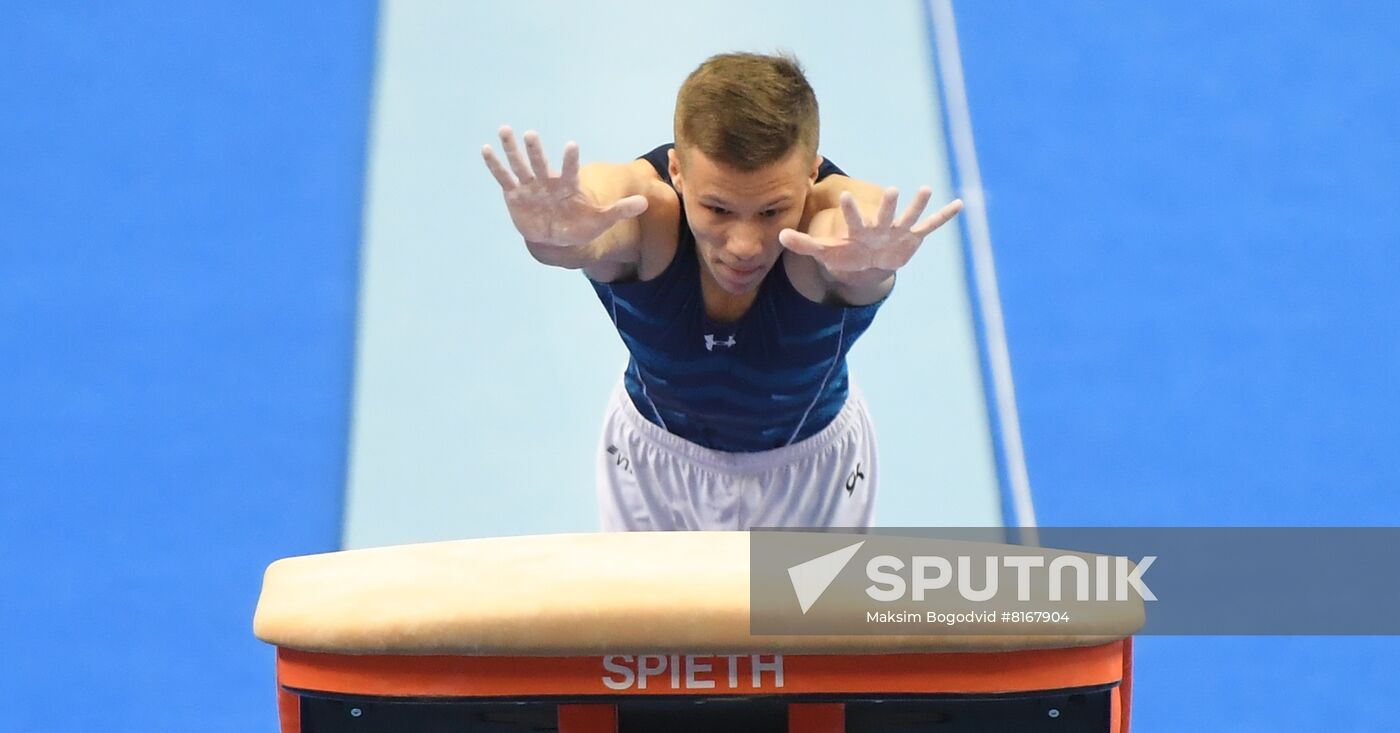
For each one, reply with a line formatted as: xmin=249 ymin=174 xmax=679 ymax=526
xmin=482 ymin=52 xmax=962 ymax=531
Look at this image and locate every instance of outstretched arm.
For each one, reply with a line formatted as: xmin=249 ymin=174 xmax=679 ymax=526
xmin=481 ymin=126 xmax=668 ymax=280
xmin=782 ymin=184 xmax=964 ymax=305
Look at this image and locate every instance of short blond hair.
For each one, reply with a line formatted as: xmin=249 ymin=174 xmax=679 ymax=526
xmin=674 ymin=52 xmax=820 ymax=171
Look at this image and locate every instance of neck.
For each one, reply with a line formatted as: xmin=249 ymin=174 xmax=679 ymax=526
xmin=699 ymin=263 xmax=759 ymax=322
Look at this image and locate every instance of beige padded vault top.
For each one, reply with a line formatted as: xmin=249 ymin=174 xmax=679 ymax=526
xmin=253 ymin=531 xmax=1143 ymax=656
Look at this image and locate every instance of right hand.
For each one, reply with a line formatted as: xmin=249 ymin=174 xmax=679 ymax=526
xmin=481 ymin=126 xmax=649 ymax=249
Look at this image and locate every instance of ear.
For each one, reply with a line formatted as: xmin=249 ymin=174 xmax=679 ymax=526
xmin=810 ymin=154 xmax=823 ymax=183
xmin=668 ymin=148 xmax=684 ymax=194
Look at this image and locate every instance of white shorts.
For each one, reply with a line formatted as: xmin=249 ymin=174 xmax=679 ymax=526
xmin=595 ymin=381 xmax=878 ymax=530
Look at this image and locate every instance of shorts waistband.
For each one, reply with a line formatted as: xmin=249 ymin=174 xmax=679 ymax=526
xmin=610 ymin=381 xmax=867 ymax=475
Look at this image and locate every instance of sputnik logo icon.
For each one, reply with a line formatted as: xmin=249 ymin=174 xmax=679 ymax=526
xmin=786 ymin=541 xmax=865 ymax=614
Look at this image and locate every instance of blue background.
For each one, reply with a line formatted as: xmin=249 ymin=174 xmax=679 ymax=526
xmin=1 ymin=3 xmax=375 ymax=730
xmin=954 ymin=1 xmax=1400 ymax=729
xmin=2 ymin=1 xmax=1396 ymax=730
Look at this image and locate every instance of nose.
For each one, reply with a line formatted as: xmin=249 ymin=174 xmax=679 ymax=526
xmin=725 ymin=223 xmax=765 ymax=263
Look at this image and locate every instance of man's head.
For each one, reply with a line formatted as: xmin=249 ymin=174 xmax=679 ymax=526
xmin=669 ymin=52 xmax=822 ymax=296
xmin=673 ymin=51 xmax=819 ymax=171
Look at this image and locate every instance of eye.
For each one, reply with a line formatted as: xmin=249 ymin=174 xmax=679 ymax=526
xmin=760 ymin=208 xmax=785 ymax=219
xmin=705 ymin=205 xmax=731 ymax=216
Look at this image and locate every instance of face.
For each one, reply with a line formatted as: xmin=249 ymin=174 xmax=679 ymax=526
xmin=670 ymin=145 xmax=820 ymax=295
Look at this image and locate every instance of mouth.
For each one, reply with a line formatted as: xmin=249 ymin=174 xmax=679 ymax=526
xmin=716 ymin=261 xmax=763 ymax=283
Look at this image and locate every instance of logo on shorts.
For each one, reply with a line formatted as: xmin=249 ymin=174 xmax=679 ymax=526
xmin=845 ymin=462 xmax=865 ymax=495
xmin=606 ymin=444 xmax=632 ymax=474
xmin=704 ymin=334 xmax=736 ymax=351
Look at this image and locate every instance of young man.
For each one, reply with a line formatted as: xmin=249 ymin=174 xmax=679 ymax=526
xmin=482 ymin=52 xmax=962 ymax=531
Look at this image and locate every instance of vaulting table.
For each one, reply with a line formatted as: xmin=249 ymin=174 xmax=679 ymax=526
xmin=254 ymin=531 xmax=1141 ymax=732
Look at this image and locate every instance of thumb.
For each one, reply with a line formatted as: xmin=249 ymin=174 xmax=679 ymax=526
xmin=602 ymin=194 xmax=649 ymax=222
xmin=778 ymin=228 xmax=825 ymax=256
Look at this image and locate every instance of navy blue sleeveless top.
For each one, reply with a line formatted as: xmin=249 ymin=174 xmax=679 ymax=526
xmin=588 ymin=144 xmax=887 ymax=452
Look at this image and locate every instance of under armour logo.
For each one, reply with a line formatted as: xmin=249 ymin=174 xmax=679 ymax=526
xmin=845 ymin=463 xmax=866 ymax=495
xmin=704 ymin=334 xmax=737 ymax=351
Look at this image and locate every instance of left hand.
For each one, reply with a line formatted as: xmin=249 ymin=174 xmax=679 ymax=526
xmin=778 ymin=187 xmax=964 ymax=287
